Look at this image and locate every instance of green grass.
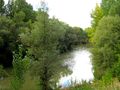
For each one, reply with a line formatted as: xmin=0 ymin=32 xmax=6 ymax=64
xmin=0 ymin=77 xmax=11 ymax=90
xmin=65 ymin=78 xmax=120 ymax=90
xmin=21 ymin=72 xmax=38 ymax=90
xmin=0 ymin=71 xmax=38 ymax=90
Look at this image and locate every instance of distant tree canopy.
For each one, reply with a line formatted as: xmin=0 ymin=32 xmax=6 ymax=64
xmin=0 ymin=0 xmax=88 ymax=69
xmin=57 ymin=27 xmax=88 ymax=53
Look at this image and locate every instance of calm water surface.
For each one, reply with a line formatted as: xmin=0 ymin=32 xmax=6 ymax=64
xmin=59 ymin=48 xmax=94 ymax=87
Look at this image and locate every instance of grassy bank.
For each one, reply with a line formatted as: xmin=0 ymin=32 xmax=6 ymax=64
xmin=1 ymin=74 xmax=120 ymax=90
xmin=0 ymin=71 xmax=38 ymax=90
xmin=64 ymin=78 xmax=120 ymax=90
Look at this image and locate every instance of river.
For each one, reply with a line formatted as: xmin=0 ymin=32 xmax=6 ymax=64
xmin=59 ymin=48 xmax=94 ymax=87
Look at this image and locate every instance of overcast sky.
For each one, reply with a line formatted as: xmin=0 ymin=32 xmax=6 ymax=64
xmin=5 ymin=0 xmax=102 ymax=28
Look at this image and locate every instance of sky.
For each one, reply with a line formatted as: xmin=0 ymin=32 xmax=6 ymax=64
xmin=5 ymin=0 xmax=102 ymax=29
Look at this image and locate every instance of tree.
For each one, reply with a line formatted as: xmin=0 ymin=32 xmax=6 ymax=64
xmin=109 ymin=0 xmax=120 ymax=16
xmin=91 ymin=4 xmax=103 ymax=28
xmin=101 ymin=0 xmax=116 ymax=16
xmin=0 ymin=16 xmax=15 ymax=67
xmin=5 ymin=0 xmax=14 ymax=17
xmin=20 ymin=2 xmax=66 ymax=90
xmin=72 ymin=27 xmax=88 ymax=44
xmin=0 ymin=12 xmax=25 ymax=68
xmin=57 ymin=26 xmax=88 ymax=53
xmin=92 ymin=16 xmax=120 ymax=79
xmin=57 ymin=26 xmax=75 ymax=53
xmin=13 ymin=0 xmax=36 ymax=22
xmin=5 ymin=0 xmax=36 ymax=22
xmin=87 ymin=4 xmax=103 ymax=44
xmin=0 ymin=0 xmax=5 ymax=15
xmin=85 ymin=27 xmax=95 ymax=43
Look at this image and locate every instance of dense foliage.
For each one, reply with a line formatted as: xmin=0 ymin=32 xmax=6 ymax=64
xmin=0 ymin=0 xmax=88 ymax=68
xmin=1 ymin=0 xmax=120 ymax=89
xmin=0 ymin=0 xmax=88 ymax=89
xmin=0 ymin=0 xmax=35 ymax=67
xmin=87 ymin=0 xmax=120 ymax=81
xmin=92 ymin=16 xmax=120 ymax=79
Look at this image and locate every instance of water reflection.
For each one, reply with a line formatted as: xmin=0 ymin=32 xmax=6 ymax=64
xmin=59 ymin=48 xmax=94 ymax=87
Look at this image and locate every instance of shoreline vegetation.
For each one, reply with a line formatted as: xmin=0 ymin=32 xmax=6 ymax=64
xmin=1 ymin=0 xmax=120 ymax=90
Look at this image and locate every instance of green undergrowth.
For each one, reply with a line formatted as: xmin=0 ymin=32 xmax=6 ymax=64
xmin=65 ymin=78 xmax=120 ymax=90
xmin=1 ymin=68 xmax=120 ymax=90
xmin=0 ymin=71 xmax=38 ymax=90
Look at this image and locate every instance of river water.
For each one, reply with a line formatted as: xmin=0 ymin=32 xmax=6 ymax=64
xmin=59 ymin=48 xmax=94 ymax=87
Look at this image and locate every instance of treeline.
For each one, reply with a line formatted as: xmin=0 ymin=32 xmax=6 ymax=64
xmin=86 ymin=0 xmax=120 ymax=80
xmin=0 ymin=0 xmax=88 ymax=67
xmin=0 ymin=0 xmax=88 ymax=90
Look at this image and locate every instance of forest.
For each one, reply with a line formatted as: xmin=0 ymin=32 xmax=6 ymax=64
xmin=0 ymin=0 xmax=120 ymax=90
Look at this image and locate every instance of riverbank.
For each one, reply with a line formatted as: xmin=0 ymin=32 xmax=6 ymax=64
xmin=63 ymin=78 xmax=120 ymax=90
xmin=0 ymin=46 xmax=93 ymax=90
